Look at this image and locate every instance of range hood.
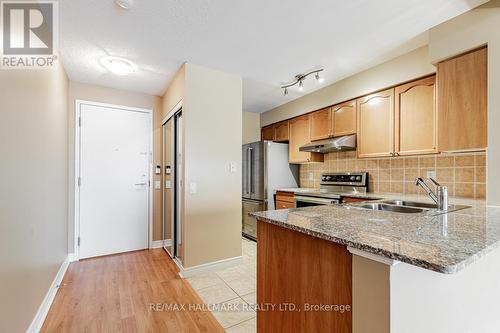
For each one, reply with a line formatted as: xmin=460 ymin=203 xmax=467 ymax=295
xmin=299 ymin=134 xmax=356 ymax=153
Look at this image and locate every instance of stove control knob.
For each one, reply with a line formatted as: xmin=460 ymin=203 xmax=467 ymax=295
xmin=356 ymin=176 xmax=362 ymax=181
xmin=326 ymin=176 xmax=332 ymax=181
xmin=350 ymin=176 xmax=356 ymax=181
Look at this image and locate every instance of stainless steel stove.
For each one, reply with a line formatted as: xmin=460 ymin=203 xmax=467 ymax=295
xmin=294 ymin=172 xmax=368 ymax=207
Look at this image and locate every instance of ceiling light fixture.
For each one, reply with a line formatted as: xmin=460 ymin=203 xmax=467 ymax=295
xmin=101 ymin=56 xmax=136 ymax=76
xmin=115 ymin=0 xmax=134 ymax=9
xmin=281 ymin=68 xmax=324 ymax=96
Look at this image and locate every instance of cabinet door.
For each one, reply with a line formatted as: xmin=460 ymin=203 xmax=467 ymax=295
xmin=261 ymin=125 xmax=274 ymax=141
xmin=274 ymin=120 xmax=289 ymax=142
xmin=332 ymin=100 xmax=356 ymax=137
xmin=437 ymin=47 xmax=487 ymax=151
xmin=357 ymin=89 xmax=395 ymax=158
xmin=289 ymin=115 xmax=312 ymax=163
xmin=310 ymin=107 xmax=332 ymax=141
xmin=395 ymin=75 xmax=437 ymax=156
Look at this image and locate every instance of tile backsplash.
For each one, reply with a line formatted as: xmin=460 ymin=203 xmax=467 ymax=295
xmin=299 ymin=151 xmax=486 ymax=199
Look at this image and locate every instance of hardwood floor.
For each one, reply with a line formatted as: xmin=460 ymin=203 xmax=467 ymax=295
xmin=41 ymin=249 xmax=224 ymax=333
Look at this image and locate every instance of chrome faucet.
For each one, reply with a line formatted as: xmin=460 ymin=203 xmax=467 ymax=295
xmin=415 ymin=177 xmax=448 ymax=211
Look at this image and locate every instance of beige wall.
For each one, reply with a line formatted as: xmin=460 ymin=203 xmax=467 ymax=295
xmin=0 ymin=63 xmax=69 ymax=332
xmin=242 ymin=111 xmax=260 ymax=144
xmin=162 ymin=64 xmax=185 ymax=119
xmin=67 ymin=82 xmax=163 ymax=250
xmin=181 ymin=63 xmax=242 ymax=268
xmin=261 ymin=46 xmax=435 ymax=126
xmin=428 ymin=1 xmax=500 ymax=205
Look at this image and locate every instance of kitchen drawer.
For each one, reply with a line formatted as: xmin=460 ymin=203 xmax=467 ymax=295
xmin=276 ymin=191 xmax=295 ymax=203
xmin=276 ymin=200 xmax=295 ymax=209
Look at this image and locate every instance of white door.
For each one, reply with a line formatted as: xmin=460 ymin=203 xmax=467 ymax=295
xmin=78 ymin=103 xmax=151 ymax=259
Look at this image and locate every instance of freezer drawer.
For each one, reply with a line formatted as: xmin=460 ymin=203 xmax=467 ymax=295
xmin=242 ymin=199 xmax=265 ymax=240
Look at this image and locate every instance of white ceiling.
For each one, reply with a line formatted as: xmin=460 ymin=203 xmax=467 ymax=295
xmin=59 ymin=0 xmax=487 ymax=113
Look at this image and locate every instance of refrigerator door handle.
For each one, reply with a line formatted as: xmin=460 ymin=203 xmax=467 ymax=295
xmin=247 ymin=148 xmax=252 ymax=194
xmin=249 ymin=147 xmax=254 ymax=193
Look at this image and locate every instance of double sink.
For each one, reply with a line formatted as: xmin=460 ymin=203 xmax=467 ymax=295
xmin=346 ymin=200 xmax=470 ymax=215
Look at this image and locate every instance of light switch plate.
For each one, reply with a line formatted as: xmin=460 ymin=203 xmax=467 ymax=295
xmin=230 ymin=162 xmax=237 ymax=173
xmin=189 ymin=182 xmax=197 ymax=194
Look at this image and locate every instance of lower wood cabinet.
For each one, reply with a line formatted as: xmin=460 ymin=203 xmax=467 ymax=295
xmin=289 ymin=115 xmax=324 ymax=164
xmin=357 ymin=89 xmax=395 ymax=158
xmin=276 ymin=200 xmax=295 ymax=209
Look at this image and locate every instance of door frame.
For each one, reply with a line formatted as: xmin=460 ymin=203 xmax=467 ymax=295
xmin=73 ymin=99 xmax=153 ymax=260
xmin=161 ymin=100 xmax=183 ymax=263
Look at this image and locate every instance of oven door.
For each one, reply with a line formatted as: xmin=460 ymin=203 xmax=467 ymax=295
xmin=294 ymin=195 xmax=341 ymax=208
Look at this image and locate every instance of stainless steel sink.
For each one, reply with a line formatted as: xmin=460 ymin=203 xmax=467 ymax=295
xmin=352 ymin=203 xmax=426 ymax=214
xmin=381 ymin=200 xmax=438 ymax=209
xmin=347 ymin=200 xmax=471 ymax=215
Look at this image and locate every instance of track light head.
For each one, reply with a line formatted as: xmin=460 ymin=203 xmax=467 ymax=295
xmin=298 ymin=80 xmax=304 ymax=91
xmin=315 ymin=72 xmax=324 ymax=83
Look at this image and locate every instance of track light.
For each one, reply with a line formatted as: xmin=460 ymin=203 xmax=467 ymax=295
xmin=280 ymin=68 xmax=324 ymax=96
xmin=315 ymin=72 xmax=324 ymax=83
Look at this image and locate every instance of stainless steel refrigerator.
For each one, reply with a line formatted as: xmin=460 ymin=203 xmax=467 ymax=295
xmin=242 ymin=141 xmax=299 ymax=240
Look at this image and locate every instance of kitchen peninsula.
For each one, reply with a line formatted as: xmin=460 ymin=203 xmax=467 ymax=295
xmin=252 ymin=194 xmax=500 ymax=333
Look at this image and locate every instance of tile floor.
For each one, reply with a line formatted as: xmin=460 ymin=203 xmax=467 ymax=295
xmin=187 ymin=238 xmax=257 ymax=333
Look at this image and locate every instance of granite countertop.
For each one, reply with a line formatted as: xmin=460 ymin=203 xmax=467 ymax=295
xmin=252 ymin=193 xmax=500 ymax=274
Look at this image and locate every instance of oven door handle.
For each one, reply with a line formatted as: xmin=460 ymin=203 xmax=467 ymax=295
xmin=294 ymin=196 xmax=339 ymax=205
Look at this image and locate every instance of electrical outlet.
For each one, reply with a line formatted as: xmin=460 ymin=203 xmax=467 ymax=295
xmin=309 ymin=172 xmax=314 ymax=180
xmin=427 ymin=170 xmax=436 ymax=179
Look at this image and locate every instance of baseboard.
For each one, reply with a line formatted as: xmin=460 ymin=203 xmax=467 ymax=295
xmin=177 ymin=256 xmax=243 ymax=278
xmin=67 ymin=252 xmax=78 ymax=262
xmin=150 ymin=239 xmax=171 ymax=249
xmin=27 ymin=254 xmax=71 ymax=333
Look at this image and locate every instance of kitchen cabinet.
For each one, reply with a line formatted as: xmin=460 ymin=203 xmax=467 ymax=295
xmin=276 ymin=200 xmax=295 ymax=209
xmin=395 ymin=75 xmax=437 ymax=156
xmin=310 ymin=107 xmax=332 ymax=141
xmin=437 ymin=47 xmax=487 ymax=151
xmin=261 ymin=125 xmax=274 ymax=141
xmin=289 ymin=115 xmax=324 ymax=164
xmin=332 ymin=100 xmax=357 ymax=137
xmin=357 ymin=88 xmax=395 ymax=158
xmin=274 ymin=120 xmax=289 ymax=142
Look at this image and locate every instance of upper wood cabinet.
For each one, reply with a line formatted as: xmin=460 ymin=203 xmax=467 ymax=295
xmin=437 ymin=47 xmax=487 ymax=151
xmin=289 ymin=115 xmax=323 ymax=164
xmin=310 ymin=107 xmax=332 ymax=141
xmin=261 ymin=125 xmax=274 ymax=141
xmin=332 ymin=100 xmax=357 ymax=137
xmin=395 ymin=75 xmax=437 ymax=156
xmin=274 ymin=120 xmax=289 ymax=142
xmin=357 ymin=89 xmax=395 ymax=158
